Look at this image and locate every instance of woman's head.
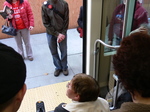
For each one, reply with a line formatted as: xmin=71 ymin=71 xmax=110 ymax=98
xmin=66 ymin=73 xmax=100 ymax=102
xmin=113 ymin=33 xmax=150 ymax=98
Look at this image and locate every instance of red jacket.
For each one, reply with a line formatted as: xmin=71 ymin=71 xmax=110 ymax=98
xmin=4 ymin=0 xmax=34 ymax=29
xmin=108 ymin=2 xmax=148 ymax=41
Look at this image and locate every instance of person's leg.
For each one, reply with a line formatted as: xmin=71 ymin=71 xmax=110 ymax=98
xmin=59 ymin=35 xmax=68 ymax=76
xmin=14 ymin=30 xmax=25 ymax=58
xmin=47 ymin=33 xmax=62 ymax=76
xmin=116 ymin=37 xmax=122 ymax=45
xmin=21 ymin=29 xmax=33 ymax=61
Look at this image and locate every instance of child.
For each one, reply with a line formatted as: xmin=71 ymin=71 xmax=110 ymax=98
xmin=54 ymin=73 xmax=110 ymax=112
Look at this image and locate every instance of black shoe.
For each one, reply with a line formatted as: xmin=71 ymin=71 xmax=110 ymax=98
xmin=63 ymin=69 xmax=68 ymax=76
xmin=54 ymin=69 xmax=62 ymax=77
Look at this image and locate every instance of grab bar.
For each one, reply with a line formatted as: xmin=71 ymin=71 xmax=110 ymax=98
xmin=93 ymin=39 xmax=120 ymax=80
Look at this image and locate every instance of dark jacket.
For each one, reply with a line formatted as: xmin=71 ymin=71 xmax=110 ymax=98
xmin=5 ymin=0 xmax=24 ymax=4
xmin=108 ymin=1 xmax=148 ymax=41
xmin=54 ymin=103 xmax=69 ymax=112
xmin=112 ymin=102 xmax=150 ymax=112
xmin=41 ymin=0 xmax=69 ymax=37
xmin=77 ymin=6 xmax=83 ymax=28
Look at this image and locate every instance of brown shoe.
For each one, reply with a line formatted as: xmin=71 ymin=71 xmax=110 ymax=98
xmin=63 ymin=69 xmax=68 ymax=76
xmin=28 ymin=56 xmax=33 ymax=61
xmin=54 ymin=69 xmax=62 ymax=77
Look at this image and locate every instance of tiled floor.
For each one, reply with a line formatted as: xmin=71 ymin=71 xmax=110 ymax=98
xmin=0 ymin=28 xmax=83 ymax=89
xmin=18 ymin=81 xmax=71 ymax=112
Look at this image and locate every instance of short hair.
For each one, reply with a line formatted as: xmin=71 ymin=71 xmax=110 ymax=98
xmin=0 ymin=43 xmax=26 ymax=108
xmin=113 ymin=33 xmax=150 ymax=97
xmin=71 ymin=73 xmax=100 ymax=102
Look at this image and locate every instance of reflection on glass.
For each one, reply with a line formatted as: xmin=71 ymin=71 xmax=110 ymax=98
xmin=104 ymin=0 xmax=123 ymax=54
xmin=104 ymin=0 xmax=149 ymax=54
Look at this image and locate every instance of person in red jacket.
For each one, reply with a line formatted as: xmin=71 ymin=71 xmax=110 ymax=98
xmin=4 ymin=0 xmax=34 ymax=61
xmin=108 ymin=0 xmax=148 ymax=45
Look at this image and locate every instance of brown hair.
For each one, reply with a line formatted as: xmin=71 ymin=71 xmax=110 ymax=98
xmin=71 ymin=73 xmax=100 ymax=102
xmin=113 ymin=33 xmax=150 ymax=97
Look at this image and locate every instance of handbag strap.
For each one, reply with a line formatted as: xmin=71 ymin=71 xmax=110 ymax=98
xmin=4 ymin=19 xmax=13 ymax=27
xmin=4 ymin=19 xmax=9 ymax=26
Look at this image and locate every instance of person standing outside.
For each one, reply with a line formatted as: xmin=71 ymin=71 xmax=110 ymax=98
xmin=77 ymin=6 xmax=83 ymax=38
xmin=4 ymin=0 xmax=34 ymax=61
xmin=41 ymin=0 xmax=69 ymax=77
xmin=108 ymin=0 xmax=148 ymax=45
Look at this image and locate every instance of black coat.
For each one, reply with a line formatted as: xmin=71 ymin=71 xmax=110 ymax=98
xmin=54 ymin=103 xmax=69 ymax=112
xmin=77 ymin=6 xmax=83 ymax=28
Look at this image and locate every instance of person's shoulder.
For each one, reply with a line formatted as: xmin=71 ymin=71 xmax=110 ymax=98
xmin=136 ymin=2 xmax=147 ymax=12
xmin=97 ymin=97 xmax=110 ymax=111
xmin=61 ymin=0 xmax=68 ymax=5
xmin=3 ymin=1 xmax=9 ymax=6
xmin=41 ymin=1 xmax=49 ymax=8
xmin=98 ymin=97 xmax=108 ymax=103
xmin=97 ymin=97 xmax=109 ymax=107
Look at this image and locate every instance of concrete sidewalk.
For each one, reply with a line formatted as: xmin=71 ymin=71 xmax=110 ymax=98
xmin=0 ymin=28 xmax=83 ymax=89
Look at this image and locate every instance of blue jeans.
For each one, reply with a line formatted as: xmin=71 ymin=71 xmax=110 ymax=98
xmin=116 ymin=37 xmax=122 ymax=45
xmin=46 ymin=33 xmax=68 ymax=70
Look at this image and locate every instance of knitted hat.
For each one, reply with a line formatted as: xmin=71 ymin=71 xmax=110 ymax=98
xmin=0 ymin=43 xmax=26 ymax=104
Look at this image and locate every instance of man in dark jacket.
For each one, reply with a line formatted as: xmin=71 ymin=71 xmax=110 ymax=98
xmin=41 ymin=0 xmax=69 ymax=77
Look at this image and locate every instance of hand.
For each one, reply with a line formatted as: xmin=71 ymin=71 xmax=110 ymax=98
xmin=108 ymin=41 xmax=112 ymax=45
xmin=138 ymin=27 xmax=148 ymax=34
xmin=57 ymin=34 xmax=65 ymax=43
xmin=7 ymin=14 xmax=13 ymax=19
xmin=29 ymin=26 xmax=34 ymax=30
xmin=130 ymin=26 xmax=148 ymax=35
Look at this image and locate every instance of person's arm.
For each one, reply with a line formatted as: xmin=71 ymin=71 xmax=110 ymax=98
xmin=77 ymin=6 xmax=83 ymax=28
xmin=61 ymin=2 xmax=69 ymax=36
xmin=108 ymin=7 xmax=118 ymax=43
xmin=25 ymin=0 xmax=34 ymax=28
xmin=41 ymin=5 xmax=59 ymax=37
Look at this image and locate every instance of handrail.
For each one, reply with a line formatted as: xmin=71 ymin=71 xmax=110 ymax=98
xmin=93 ymin=39 xmax=120 ymax=80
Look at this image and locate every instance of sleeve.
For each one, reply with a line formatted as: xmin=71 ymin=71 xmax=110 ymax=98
xmin=77 ymin=6 xmax=83 ymax=28
xmin=136 ymin=11 xmax=148 ymax=26
xmin=61 ymin=2 xmax=69 ymax=35
xmin=41 ymin=4 xmax=59 ymax=37
xmin=25 ymin=0 xmax=34 ymax=27
xmin=54 ymin=103 xmax=69 ymax=112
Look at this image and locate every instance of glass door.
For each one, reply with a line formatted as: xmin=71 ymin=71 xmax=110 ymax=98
xmin=86 ymin=0 xmax=149 ymax=98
